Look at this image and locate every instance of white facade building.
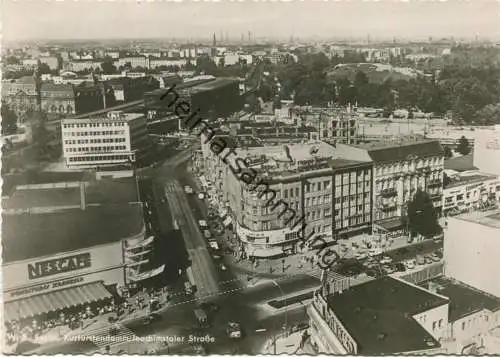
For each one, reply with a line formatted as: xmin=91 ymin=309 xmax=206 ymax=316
xmin=61 ymin=111 xmax=150 ymax=168
xmin=442 ymin=171 xmax=500 ymax=216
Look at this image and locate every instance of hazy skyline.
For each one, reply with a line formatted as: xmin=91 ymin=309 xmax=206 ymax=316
xmin=2 ymin=0 xmax=500 ymax=43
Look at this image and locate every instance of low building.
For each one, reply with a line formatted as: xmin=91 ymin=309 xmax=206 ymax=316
xmin=61 ymin=111 xmax=150 ymax=169
xmin=419 ymin=277 xmax=500 ymax=354
xmin=442 ymin=171 xmax=500 ymax=216
xmin=1 ymin=177 xmax=159 ymax=325
xmin=317 ymin=107 xmax=359 ymax=144
xmin=308 ymin=276 xmax=448 ymax=354
xmin=105 ymin=76 xmax=159 ymax=103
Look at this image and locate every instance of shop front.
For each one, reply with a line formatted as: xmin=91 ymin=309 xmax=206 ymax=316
xmin=3 ymin=242 xmax=125 ymax=324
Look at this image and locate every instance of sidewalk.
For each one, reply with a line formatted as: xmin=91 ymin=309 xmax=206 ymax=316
xmin=261 ymin=330 xmax=316 ymax=354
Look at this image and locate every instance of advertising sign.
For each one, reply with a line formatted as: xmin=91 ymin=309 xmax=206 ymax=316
xmin=28 ymin=253 xmax=91 ymax=280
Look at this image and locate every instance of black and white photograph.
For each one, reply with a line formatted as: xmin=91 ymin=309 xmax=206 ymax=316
xmin=1 ymin=0 xmax=500 ymax=355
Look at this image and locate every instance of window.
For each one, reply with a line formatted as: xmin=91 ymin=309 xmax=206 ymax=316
xmin=432 ymin=321 xmax=437 ymax=331
xmin=462 ymin=321 xmax=466 ymax=330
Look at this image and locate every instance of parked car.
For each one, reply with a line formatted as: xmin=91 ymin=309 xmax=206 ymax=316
xmin=394 ymin=262 xmax=406 ymax=272
xmin=424 ymin=255 xmax=434 ymax=264
xmin=291 ymin=323 xmax=309 ymax=332
xmin=220 ymin=263 xmax=227 ymax=271
xmin=368 ymin=248 xmax=382 ymax=257
xmin=365 ymin=268 xmax=384 ymax=278
xmin=200 ymin=302 xmax=220 ymax=313
xmin=379 ymin=256 xmax=393 ymax=264
xmin=382 ymin=264 xmax=396 ymax=274
xmin=416 ymin=255 xmax=426 ymax=265
xmin=404 ymin=259 xmax=416 ymax=269
xmin=430 ymin=253 xmax=441 ymax=262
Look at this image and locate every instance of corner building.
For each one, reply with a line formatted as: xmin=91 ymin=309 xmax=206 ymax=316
xmin=201 ymin=136 xmax=373 ymax=258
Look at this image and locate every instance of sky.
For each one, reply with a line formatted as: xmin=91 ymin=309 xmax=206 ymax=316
xmin=2 ymin=0 xmax=500 ymax=42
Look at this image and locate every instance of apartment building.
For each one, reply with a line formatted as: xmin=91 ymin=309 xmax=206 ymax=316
xmin=61 ymin=111 xmax=150 ymax=169
xmin=336 ymin=140 xmax=444 ymax=226
xmin=201 ymin=137 xmax=373 ymax=258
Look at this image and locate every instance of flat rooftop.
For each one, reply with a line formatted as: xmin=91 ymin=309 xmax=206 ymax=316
xmin=2 ymin=204 xmax=144 ymax=263
xmin=453 ymin=208 xmax=500 ymax=229
xmin=445 ymin=172 xmax=497 ymax=189
xmin=63 ymin=112 xmax=144 ymax=123
xmin=353 ymin=139 xmax=444 ymax=163
xmin=2 ymin=177 xmax=138 ymax=210
xmin=419 ymin=277 xmax=500 ymax=322
xmin=191 ymin=77 xmax=238 ymax=91
xmin=326 ymin=276 xmax=447 ymax=354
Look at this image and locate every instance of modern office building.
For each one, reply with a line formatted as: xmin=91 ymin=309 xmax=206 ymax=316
xmin=336 ymin=140 xmax=444 ymax=228
xmin=61 ymin=111 xmax=150 ymax=168
xmin=201 ymin=136 xmax=374 ymax=257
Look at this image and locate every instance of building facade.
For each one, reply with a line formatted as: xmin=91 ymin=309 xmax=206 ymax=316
xmin=201 ymin=137 xmax=373 ymax=258
xmin=336 ymin=140 xmax=445 ymax=223
xmin=318 ymin=108 xmax=359 ymax=144
xmin=442 ymin=171 xmax=500 ymax=216
xmin=1 ymin=76 xmax=40 ymax=123
xmin=308 ymin=276 xmax=448 ymax=355
xmin=62 ymin=111 xmax=150 ymax=168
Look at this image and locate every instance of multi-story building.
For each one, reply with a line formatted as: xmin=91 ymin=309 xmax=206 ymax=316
xmin=201 ymin=137 xmax=374 ymax=257
xmin=105 ymin=76 xmax=159 ymax=104
xmin=308 ymin=276 xmax=448 ymax=354
xmin=66 ymin=60 xmax=103 ymax=72
xmin=317 ymin=108 xmax=359 ymax=144
xmin=336 ymin=140 xmax=445 ymax=226
xmin=41 ymin=82 xmax=114 ymax=117
xmin=61 ymin=111 xmax=150 ymax=168
xmin=1 ymin=75 xmax=40 ymax=123
xmin=38 ymin=56 xmax=59 ymax=70
xmin=114 ymin=56 xmax=148 ymax=70
xmin=442 ymin=171 xmax=500 ymax=216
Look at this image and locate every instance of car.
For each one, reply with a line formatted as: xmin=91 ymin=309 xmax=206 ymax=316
xmin=434 ymin=250 xmax=443 ymax=258
xmin=220 ymin=264 xmax=227 ymax=271
xmin=382 ymin=264 xmax=396 ymax=274
xmin=424 ymin=255 xmax=434 ymax=264
xmin=416 ymin=255 xmax=426 ymax=265
xmin=379 ymin=256 xmax=393 ymax=264
xmin=368 ymin=249 xmax=382 ymax=257
xmin=200 ymin=302 xmax=220 ymax=313
xmin=394 ymin=262 xmax=406 ymax=272
xmin=404 ymin=259 xmax=416 ymax=269
xmin=143 ymin=313 xmax=161 ymax=325
xmin=365 ymin=268 xmax=384 ymax=278
xmin=354 ymin=252 xmax=368 ymax=260
xmin=203 ymin=230 xmax=211 ymax=239
xmin=430 ymin=253 xmax=441 ymax=262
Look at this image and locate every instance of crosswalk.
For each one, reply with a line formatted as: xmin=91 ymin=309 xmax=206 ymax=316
xmin=303 ymin=269 xmax=347 ymax=282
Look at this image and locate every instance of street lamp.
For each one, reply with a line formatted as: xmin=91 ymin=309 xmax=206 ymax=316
xmin=271 ymin=280 xmax=288 ymax=336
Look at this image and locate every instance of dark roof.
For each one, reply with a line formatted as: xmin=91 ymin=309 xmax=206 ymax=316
xmin=376 ymin=216 xmax=405 ymax=231
xmin=326 ymin=276 xmax=447 ymax=354
xmin=144 ymin=78 xmax=215 ymax=98
xmin=191 ymin=77 xmax=238 ymax=91
xmin=445 ymin=173 xmax=496 ymax=189
xmin=444 ymin=154 xmax=477 ymax=172
xmin=423 ymin=277 xmax=500 ymax=322
xmin=40 ymin=83 xmax=75 ymax=93
xmin=329 ymin=158 xmax=371 ymax=170
xmin=2 ymin=177 xmax=138 ymax=210
xmin=362 ymin=140 xmax=444 ymax=163
xmin=2 ymin=204 xmax=144 ymax=263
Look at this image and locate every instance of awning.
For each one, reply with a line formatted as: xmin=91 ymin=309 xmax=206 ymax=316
xmin=248 ymin=247 xmax=284 ymax=258
xmin=126 ymin=236 xmax=155 ymax=249
xmin=128 ymin=264 xmax=165 ymax=282
xmin=4 ymin=282 xmax=112 ymax=322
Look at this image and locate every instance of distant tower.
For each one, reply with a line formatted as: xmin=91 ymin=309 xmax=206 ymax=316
xmin=220 ymin=31 xmax=223 ymax=44
xmin=241 ymin=33 xmax=244 ymax=42
xmin=248 ymin=31 xmax=251 ymax=42
xmin=367 ymin=34 xmax=371 ymax=45
xmin=225 ymin=31 xmax=229 ymax=42
xmin=213 ymin=33 xmax=216 ymax=47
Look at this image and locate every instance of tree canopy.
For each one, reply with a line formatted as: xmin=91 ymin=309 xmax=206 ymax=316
xmin=1 ymin=102 xmax=18 ymax=135
xmin=456 ymin=135 xmax=471 ymax=156
xmin=407 ymin=189 xmax=441 ymax=238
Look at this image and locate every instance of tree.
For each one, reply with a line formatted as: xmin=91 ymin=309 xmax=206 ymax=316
xmin=407 ymin=189 xmax=441 ymax=238
xmin=456 ymin=135 xmax=471 ymax=155
xmin=443 ymin=146 xmax=453 ymax=159
xmin=1 ymin=102 xmax=18 ymax=135
xmin=443 ymin=172 xmax=452 ymax=188
xmin=101 ymin=56 xmax=118 ymax=74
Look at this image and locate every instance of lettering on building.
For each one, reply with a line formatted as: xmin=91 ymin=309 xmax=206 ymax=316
xmin=28 ymin=253 xmax=91 ymax=280
xmin=9 ymin=277 xmax=85 ymax=298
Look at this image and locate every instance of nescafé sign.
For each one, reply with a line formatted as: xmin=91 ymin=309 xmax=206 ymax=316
xmin=28 ymin=253 xmax=92 ymax=280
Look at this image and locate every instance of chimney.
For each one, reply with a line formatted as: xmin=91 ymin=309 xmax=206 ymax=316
xmin=80 ymin=182 xmax=86 ymax=210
